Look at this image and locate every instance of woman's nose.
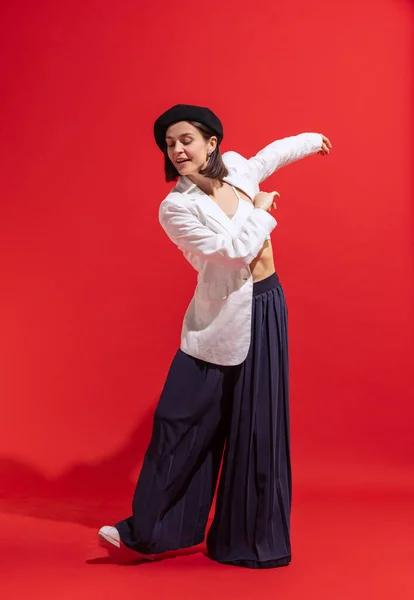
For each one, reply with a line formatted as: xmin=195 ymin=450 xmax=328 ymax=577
xmin=174 ymin=142 xmax=184 ymax=155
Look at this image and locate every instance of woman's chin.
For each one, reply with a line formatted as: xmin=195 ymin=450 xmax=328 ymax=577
xmin=177 ymin=163 xmax=196 ymax=175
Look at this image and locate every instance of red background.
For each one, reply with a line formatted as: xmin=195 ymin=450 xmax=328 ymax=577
xmin=0 ymin=0 xmax=413 ymax=597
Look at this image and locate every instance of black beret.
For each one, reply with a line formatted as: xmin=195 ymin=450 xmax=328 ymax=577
xmin=153 ymin=104 xmax=223 ymax=151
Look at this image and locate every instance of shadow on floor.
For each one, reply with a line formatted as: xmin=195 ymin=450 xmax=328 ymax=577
xmin=0 ymin=404 xmax=158 ymax=529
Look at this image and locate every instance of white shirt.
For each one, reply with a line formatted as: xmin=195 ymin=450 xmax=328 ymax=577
xmin=159 ymin=132 xmax=323 ymax=366
xmin=229 ymin=184 xmax=271 ymax=241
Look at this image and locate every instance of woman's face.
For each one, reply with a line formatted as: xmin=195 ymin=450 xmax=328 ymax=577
xmin=166 ymin=121 xmax=216 ymax=176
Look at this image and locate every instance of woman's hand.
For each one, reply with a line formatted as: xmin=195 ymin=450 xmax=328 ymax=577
xmin=318 ymin=134 xmax=332 ymax=155
xmin=254 ymin=191 xmax=280 ymax=213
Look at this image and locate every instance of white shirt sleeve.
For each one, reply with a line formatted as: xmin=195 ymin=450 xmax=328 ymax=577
xmin=248 ymin=132 xmax=323 ymax=183
xmin=159 ymin=200 xmax=276 ymax=269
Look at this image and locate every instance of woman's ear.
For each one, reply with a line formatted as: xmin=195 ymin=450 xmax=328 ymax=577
xmin=209 ymin=137 xmax=218 ymax=155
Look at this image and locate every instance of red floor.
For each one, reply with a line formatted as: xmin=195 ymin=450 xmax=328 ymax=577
xmin=1 ymin=464 xmax=413 ymax=600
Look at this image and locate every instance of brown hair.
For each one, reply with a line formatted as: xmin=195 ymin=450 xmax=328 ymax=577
xmin=163 ymin=121 xmax=229 ymax=182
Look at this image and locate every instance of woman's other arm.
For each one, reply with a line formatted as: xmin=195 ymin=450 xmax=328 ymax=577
xmin=248 ymin=132 xmax=332 ymax=183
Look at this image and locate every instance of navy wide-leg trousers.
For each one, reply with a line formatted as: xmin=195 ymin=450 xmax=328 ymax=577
xmin=115 ymin=272 xmax=292 ymax=569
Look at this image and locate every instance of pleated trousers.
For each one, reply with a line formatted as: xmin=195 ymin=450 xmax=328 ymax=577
xmin=115 ymin=271 xmax=292 ymax=568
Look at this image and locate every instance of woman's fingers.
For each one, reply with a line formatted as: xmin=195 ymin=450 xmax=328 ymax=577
xmin=322 ymin=134 xmax=332 ymax=148
xmin=320 ymin=135 xmax=332 ymax=155
xmin=319 ymin=142 xmax=330 ymax=155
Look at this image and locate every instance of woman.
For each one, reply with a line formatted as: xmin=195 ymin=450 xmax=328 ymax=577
xmin=98 ymin=104 xmax=332 ymax=568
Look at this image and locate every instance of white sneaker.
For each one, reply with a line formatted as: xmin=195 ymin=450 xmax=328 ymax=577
xmin=97 ymin=526 xmax=156 ymax=561
xmin=98 ymin=526 xmax=121 ymax=548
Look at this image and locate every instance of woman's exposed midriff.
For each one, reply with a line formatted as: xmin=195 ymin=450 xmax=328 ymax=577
xmin=249 ymin=239 xmax=276 ymax=283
